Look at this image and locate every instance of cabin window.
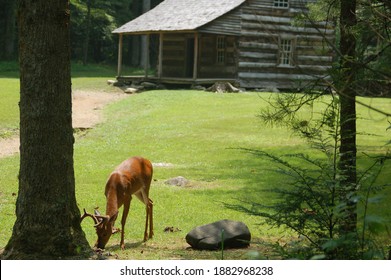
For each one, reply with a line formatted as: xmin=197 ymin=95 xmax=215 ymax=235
xmin=216 ymin=36 xmax=226 ymax=64
xmin=278 ymin=39 xmax=293 ymax=66
xmin=274 ymin=0 xmax=289 ymax=8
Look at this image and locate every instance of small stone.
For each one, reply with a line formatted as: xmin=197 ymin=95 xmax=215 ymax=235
xmin=124 ymin=87 xmax=139 ymax=94
xmin=164 ymin=176 xmax=189 ymax=187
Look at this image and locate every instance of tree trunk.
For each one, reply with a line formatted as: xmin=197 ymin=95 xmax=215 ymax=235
xmin=2 ymin=0 xmax=91 ymax=259
xmin=338 ymin=0 xmax=358 ymax=235
xmin=83 ymin=0 xmax=92 ymax=65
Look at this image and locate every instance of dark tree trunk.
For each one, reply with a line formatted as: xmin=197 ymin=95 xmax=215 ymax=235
xmin=2 ymin=0 xmax=90 ymax=259
xmin=338 ymin=0 xmax=358 ymax=235
xmin=82 ymin=0 xmax=92 ymax=65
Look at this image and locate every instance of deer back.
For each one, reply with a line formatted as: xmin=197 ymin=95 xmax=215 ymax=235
xmin=108 ymin=156 xmax=153 ymax=198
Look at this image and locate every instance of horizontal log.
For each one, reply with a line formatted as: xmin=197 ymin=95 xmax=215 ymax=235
xmin=241 ymin=30 xmax=334 ymax=42
xmin=241 ymin=22 xmax=335 ymax=36
xmin=297 ymin=65 xmax=332 ymax=72
xmin=238 ymin=72 xmax=318 ymax=81
xmin=241 ymin=14 xmax=333 ymax=29
xmin=239 ymin=62 xmax=276 ymax=68
xmin=239 ymin=51 xmax=277 ymax=59
xmin=297 ymin=55 xmax=333 ymax=62
xmin=239 ymin=41 xmax=278 ymax=50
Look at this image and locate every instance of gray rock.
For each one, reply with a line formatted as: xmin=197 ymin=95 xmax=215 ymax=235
xmin=164 ymin=176 xmax=189 ymax=187
xmin=186 ymin=219 xmax=251 ymax=250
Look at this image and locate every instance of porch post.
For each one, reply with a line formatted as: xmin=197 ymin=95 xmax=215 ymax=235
xmin=158 ymin=33 xmax=163 ymax=78
xmin=117 ymin=33 xmax=123 ymax=77
xmin=193 ymin=33 xmax=199 ymax=80
xmin=144 ymin=34 xmax=150 ymax=78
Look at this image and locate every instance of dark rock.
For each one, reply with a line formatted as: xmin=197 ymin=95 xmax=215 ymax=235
xmin=186 ymin=219 xmax=251 ymax=250
xmin=141 ymin=81 xmax=158 ymax=89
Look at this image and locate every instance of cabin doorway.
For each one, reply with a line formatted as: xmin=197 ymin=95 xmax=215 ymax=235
xmin=185 ymin=38 xmax=195 ymax=78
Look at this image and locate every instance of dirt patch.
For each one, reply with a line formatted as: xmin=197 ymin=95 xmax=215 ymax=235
xmin=0 ymin=89 xmax=127 ymax=158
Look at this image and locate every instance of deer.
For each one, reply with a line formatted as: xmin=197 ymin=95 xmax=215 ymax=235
xmin=81 ymin=156 xmax=153 ymax=250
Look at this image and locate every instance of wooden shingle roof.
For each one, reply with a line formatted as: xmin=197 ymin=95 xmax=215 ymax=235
xmin=112 ymin=0 xmax=246 ymax=34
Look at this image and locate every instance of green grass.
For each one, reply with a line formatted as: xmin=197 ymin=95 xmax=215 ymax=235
xmin=0 ymin=78 xmax=19 ymax=137
xmin=72 ymin=90 xmax=294 ymax=259
xmin=0 ymin=63 xmax=390 ymax=259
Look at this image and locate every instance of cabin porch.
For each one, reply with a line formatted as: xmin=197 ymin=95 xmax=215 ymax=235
xmin=116 ymin=32 xmax=239 ymax=87
xmin=116 ymin=75 xmax=238 ymax=87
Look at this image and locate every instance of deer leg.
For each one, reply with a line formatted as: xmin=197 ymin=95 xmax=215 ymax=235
xmin=143 ymin=204 xmax=149 ymax=242
xmin=120 ymin=196 xmax=131 ymax=250
xmin=148 ymin=198 xmax=154 ymax=239
xmin=136 ymin=190 xmax=150 ymax=242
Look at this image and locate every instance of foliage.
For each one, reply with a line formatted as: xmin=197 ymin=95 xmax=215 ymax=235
xmin=0 ymin=0 xmax=166 ymax=64
xmin=69 ymin=0 xmax=164 ymax=65
xmin=307 ymin=0 xmax=391 ymax=97
xmin=354 ymin=0 xmax=391 ymax=97
xmin=229 ymin=91 xmax=391 ymax=259
xmin=70 ymin=0 xmax=124 ymax=64
xmin=0 ymin=0 xmax=17 ymax=60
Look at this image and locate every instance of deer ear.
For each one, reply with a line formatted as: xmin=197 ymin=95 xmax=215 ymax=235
xmin=94 ymin=209 xmax=102 ymax=216
xmin=94 ymin=215 xmax=109 ymax=227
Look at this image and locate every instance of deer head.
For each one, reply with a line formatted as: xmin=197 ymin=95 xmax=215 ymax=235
xmin=81 ymin=208 xmax=118 ymax=249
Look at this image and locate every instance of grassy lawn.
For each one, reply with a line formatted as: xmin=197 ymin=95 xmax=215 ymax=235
xmin=0 ymin=62 xmax=390 ymax=259
xmin=73 ymin=89 xmax=295 ymax=259
xmin=0 ymin=62 xmax=20 ymax=136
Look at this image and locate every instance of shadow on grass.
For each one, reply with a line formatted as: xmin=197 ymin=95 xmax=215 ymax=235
xmin=109 ymin=240 xmax=144 ymax=251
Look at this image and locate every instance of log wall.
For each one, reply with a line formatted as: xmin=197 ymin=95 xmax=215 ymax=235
xmin=238 ymin=0 xmax=334 ymax=89
xmin=156 ymin=0 xmax=335 ymax=89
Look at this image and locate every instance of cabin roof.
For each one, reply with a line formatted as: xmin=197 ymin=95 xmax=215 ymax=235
xmin=112 ymin=0 xmax=247 ymax=34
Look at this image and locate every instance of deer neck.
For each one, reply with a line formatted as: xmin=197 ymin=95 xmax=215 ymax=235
xmin=105 ymin=187 xmax=119 ymax=218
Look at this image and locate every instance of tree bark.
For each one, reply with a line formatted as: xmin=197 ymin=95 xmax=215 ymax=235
xmin=2 ymin=0 xmax=91 ymax=259
xmin=82 ymin=0 xmax=92 ymax=65
xmin=338 ymin=0 xmax=358 ymax=235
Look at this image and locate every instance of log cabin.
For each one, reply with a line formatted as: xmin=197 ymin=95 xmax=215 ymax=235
xmin=112 ymin=0 xmax=334 ymax=90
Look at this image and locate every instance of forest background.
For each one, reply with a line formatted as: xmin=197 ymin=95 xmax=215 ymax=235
xmin=0 ymin=0 xmax=164 ymax=66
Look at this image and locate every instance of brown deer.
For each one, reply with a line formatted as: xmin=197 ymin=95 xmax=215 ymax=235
xmin=81 ymin=156 xmax=153 ymax=250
